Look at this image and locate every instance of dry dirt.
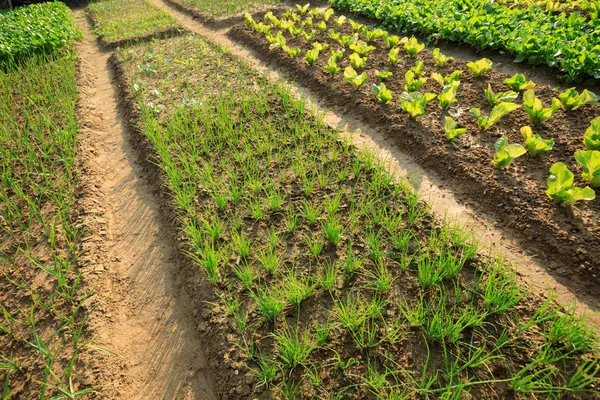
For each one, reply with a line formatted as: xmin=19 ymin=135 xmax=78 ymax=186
xmin=73 ymin=9 xmax=216 ymax=399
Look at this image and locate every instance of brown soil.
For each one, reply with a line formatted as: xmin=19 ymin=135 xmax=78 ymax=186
xmin=228 ymin=18 xmax=600 ymax=289
xmin=72 ymin=10 xmax=216 ymax=398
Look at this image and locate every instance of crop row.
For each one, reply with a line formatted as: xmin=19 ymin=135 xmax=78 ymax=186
xmin=496 ymin=0 xmax=600 ymax=16
xmin=246 ymin=9 xmax=600 ymax=206
xmin=329 ymin=0 xmax=600 ymax=82
xmin=173 ymin=0 xmax=280 ymax=17
xmin=0 ymin=2 xmax=81 ymax=68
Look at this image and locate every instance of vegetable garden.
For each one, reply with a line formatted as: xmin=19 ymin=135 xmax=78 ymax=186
xmin=1 ymin=0 xmax=599 ymax=399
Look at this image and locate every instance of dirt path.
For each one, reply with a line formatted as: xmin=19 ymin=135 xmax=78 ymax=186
xmin=143 ymin=0 xmax=600 ymax=328
xmin=73 ymin=9 xmax=216 ymax=399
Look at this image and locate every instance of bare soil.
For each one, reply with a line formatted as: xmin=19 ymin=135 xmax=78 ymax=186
xmin=72 ymin=10 xmax=216 ymax=398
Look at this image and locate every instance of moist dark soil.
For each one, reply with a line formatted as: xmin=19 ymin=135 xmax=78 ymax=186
xmin=229 ymin=18 xmax=600 ymax=289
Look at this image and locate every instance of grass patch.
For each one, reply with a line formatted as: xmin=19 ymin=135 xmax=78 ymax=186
xmin=119 ymin=33 xmax=599 ymax=398
xmin=175 ymin=0 xmax=280 ymax=17
xmin=87 ymin=0 xmax=179 ymax=44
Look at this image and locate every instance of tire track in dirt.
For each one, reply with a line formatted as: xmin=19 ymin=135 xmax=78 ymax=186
xmin=73 ymin=9 xmax=217 ymax=399
xmin=144 ymin=0 xmax=600 ymax=329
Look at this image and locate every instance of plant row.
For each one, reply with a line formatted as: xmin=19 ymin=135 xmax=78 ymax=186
xmin=245 ymin=8 xmax=600 ymax=206
xmin=119 ymin=32 xmax=599 ymax=399
xmin=329 ymin=0 xmax=600 ymax=82
xmin=174 ymin=0 xmax=280 ymax=18
xmin=0 ymin=2 xmax=81 ymax=69
xmin=496 ymin=0 xmax=600 ymax=16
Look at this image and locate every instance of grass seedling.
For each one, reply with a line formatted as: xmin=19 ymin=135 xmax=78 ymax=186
xmin=273 ymin=321 xmax=318 ymax=369
xmin=322 ymin=216 xmax=344 ymax=245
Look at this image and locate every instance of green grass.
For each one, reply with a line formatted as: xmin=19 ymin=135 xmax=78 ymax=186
xmin=119 ymin=33 xmax=599 ymax=398
xmin=176 ymin=0 xmax=280 ymax=17
xmin=87 ymin=0 xmax=179 ymax=44
xmin=0 ymin=53 xmax=98 ymax=398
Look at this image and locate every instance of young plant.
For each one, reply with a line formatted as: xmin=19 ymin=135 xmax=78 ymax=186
xmin=313 ymin=42 xmax=328 ymax=52
xmin=404 ymin=36 xmax=424 ymax=56
xmin=334 ymin=15 xmax=346 ymax=26
xmin=469 ymin=102 xmax=520 ymax=131
xmin=584 ymin=116 xmax=600 ymax=150
xmin=466 ymin=58 xmax=493 ymax=77
xmin=546 ymin=162 xmax=596 ymax=205
xmin=362 ymin=27 xmax=385 ymax=42
xmin=316 ymin=20 xmax=326 ymax=31
xmin=399 ymin=91 xmax=436 ymax=119
xmin=349 ymin=40 xmax=376 ymax=56
xmin=493 ymin=137 xmax=527 ymax=168
xmin=574 ymin=150 xmax=600 ymax=187
xmin=349 ymin=20 xmax=364 ymax=32
xmin=373 ymin=82 xmax=393 ymax=104
xmin=484 ymin=84 xmax=518 ymax=106
xmin=304 ymin=48 xmax=320 ymax=65
xmin=432 ymin=48 xmax=453 ymax=66
xmin=324 ymin=55 xmax=341 ymax=77
xmin=382 ymin=32 xmax=400 ymax=48
xmin=558 ymin=88 xmax=599 ymax=112
xmin=321 ymin=8 xmax=334 ymax=22
xmin=409 ymin=60 xmax=425 ymax=76
xmin=301 ymin=30 xmax=316 ymax=41
xmin=522 ymin=90 xmax=561 ymax=125
xmin=438 ymin=80 xmax=460 ymax=109
xmin=521 ymin=126 xmax=554 ymax=157
xmin=431 ymin=70 xmax=463 ymax=86
xmin=283 ymin=46 xmax=301 ymax=58
xmin=330 ymin=48 xmax=345 ymax=61
xmin=344 ymin=66 xmax=368 ymax=89
xmin=444 ymin=116 xmax=466 ymax=140
xmin=349 ymin=52 xmax=367 ymax=69
xmin=404 ymin=70 xmax=427 ymax=92
xmin=375 ymin=70 xmax=393 ymax=81
xmin=388 ymin=47 xmax=400 ymax=65
xmin=504 ymin=73 xmax=536 ymax=92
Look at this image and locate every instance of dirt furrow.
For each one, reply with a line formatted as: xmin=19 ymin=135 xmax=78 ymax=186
xmin=143 ymin=0 xmax=600 ymax=328
xmin=73 ymin=9 xmax=216 ymax=399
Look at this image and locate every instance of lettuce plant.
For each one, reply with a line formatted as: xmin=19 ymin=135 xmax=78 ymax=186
xmin=399 ymin=92 xmax=436 ymax=119
xmin=432 ymin=48 xmax=453 ymax=67
xmin=362 ymin=27 xmax=385 ymax=42
xmin=344 ymin=66 xmax=368 ymax=89
xmin=304 ymin=49 xmax=320 ymax=65
xmin=328 ymin=29 xmax=341 ymax=42
xmin=301 ymin=17 xmax=313 ymax=29
xmin=325 ymin=56 xmax=341 ymax=77
xmin=558 ymin=88 xmax=599 ymax=112
xmin=575 ymin=150 xmax=600 ymax=187
xmin=375 ymin=70 xmax=393 ymax=81
xmin=466 ymin=58 xmax=492 ymax=77
xmin=521 ymin=126 xmax=554 ymax=157
xmin=404 ymin=70 xmax=427 ymax=92
xmin=409 ymin=60 xmax=425 ymax=76
xmin=334 ymin=15 xmax=346 ymax=26
xmin=504 ymin=73 xmax=535 ymax=92
xmin=288 ymin=26 xmax=302 ymax=37
xmin=316 ymin=21 xmax=327 ymax=31
xmin=321 ymin=8 xmax=335 ymax=21
xmin=546 ymin=162 xmax=596 ymax=205
xmin=382 ymin=32 xmax=400 ymax=48
xmin=349 ymin=52 xmax=367 ymax=69
xmin=330 ymin=48 xmax=345 ymax=61
xmin=313 ymin=42 xmax=329 ymax=52
xmin=244 ymin=13 xmax=255 ymax=28
xmin=302 ymin=30 xmax=316 ymax=41
xmin=404 ymin=37 xmax=424 ymax=57
xmin=283 ymin=46 xmax=301 ymax=58
xmin=469 ymin=102 xmax=520 ymax=131
xmin=484 ymin=84 xmax=518 ymax=106
xmin=444 ymin=116 xmax=466 ymax=140
xmin=432 ymin=70 xmax=463 ymax=86
xmin=493 ymin=137 xmax=526 ymax=168
xmin=522 ymin=90 xmax=561 ymax=125
xmin=373 ymin=83 xmax=393 ymax=104
xmin=350 ymin=20 xmax=364 ymax=32
xmin=438 ymin=81 xmax=460 ymax=110
xmin=388 ymin=47 xmax=400 ymax=65
xmin=310 ymin=8 xmax=320 ymax=18
xmin=584 ymin=117 xmax=600 ymax=150
xmin=349 ymin=40 xmax=376 ymax=56
xmin=296 ymin=3 xmax=310 ymax=15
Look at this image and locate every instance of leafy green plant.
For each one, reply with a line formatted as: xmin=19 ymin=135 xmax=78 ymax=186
xmin=522 ymin=90 xmax=561 ymax=125
xmin=344 ymin=66 xmax=368 ymax=89
xmin=432 ymin=48 xmax=453 ymax=66
xmin=321 ymin=8 xmax=335 ymax=21
xmin=283 ymin=46 xmax=301 ymax=58
xmin=375 ymin=70 xmax=393 ymax=81
xmin=404 ymin=70 xmax=427 ymax=92
xmin=557 ymin=88 xmax=599 ymax=112
xmin=373 ymin=82 xmax=393 ymax=104
xmin=382 ymin=32 xmax=400 ymax=48
xmin=362 ymin=27 xmax=385 ymax=42
xmin=388 ymin=47 xmax=400 ymax=65
xmin=301 ymin=30 xmax=315 ymax=41
xmin=304 ymin=48 xmax=320 ymax=65
xmin=504 ymin=73 xmax=535 ymax=92
xmin=349 ymin=52 xmax=367 ymax=69
xmin=466 ymin=58 xmax=493 ymax=77
xmin=313 ymin=42 xmax=328 ymax=52
xmin=409 ymin=60 xmax=425 ymax=76
xmin=438 ymin=81 xmax=460 ymax=109
xmin=484 ymin=84 xmax=518 ymax=106
xmin=325 ymin=55 xmax=341 ymax=77
xmin=316 ymin=20 xmax=326 ymax=31
xmin=444 ymin=116 xmax=466 ymax=140
xmin=469 ymin=102 xmax=520 ymax=130
xmin=431 ymin=70 xmax=462 ymax=86
xmin=404 ymin=36 xmax=424 ymax=56
xmin=349 ymin=40 xmax=376 ymax=56
xmin=399 ymin=92 xmax=436 ymax=119
xmin=584 ymin=116 xmax=600 ymax=150
xmin=349 ymin=20 xmax=364 ymax=32
xmin=574 ymin=150 xmax=600 ymax=187
xmin=296 ymin=3 xmax=310 ymax=15
xmin=330 ymin=48 xmax=345 ymax=61
xmin=493 ymin=137 xmax=526 ymax=168
xmin=334 ymin=15 xmax=346 ymax=26
xmin=546 ymin=163 xmax=596 ymax=205
xmin=521 ymin=126 xmax=554 ymax=157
